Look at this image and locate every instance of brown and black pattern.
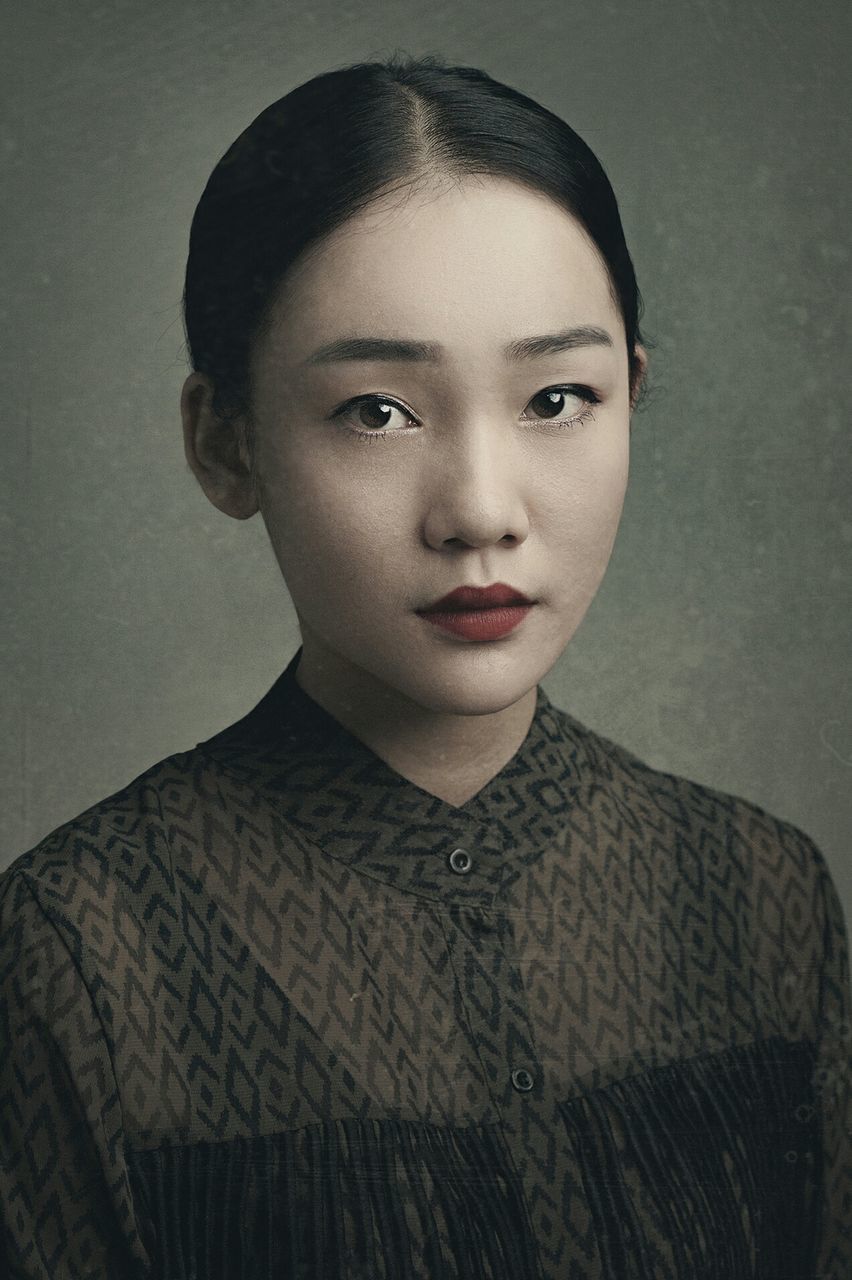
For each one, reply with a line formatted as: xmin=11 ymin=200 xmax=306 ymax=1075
xmin=1 ymin=646 xmax=850 ymax=1278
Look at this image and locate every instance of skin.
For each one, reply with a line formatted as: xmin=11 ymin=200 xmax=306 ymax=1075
xmin=181 ymin=175 xmax=648 ymax=808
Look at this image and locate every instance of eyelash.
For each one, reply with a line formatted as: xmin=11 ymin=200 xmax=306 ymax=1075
xmin=329 ymin=385 xmax=601 ymax=443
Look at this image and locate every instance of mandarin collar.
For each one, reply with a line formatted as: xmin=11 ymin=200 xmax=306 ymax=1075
xmin=195 ymin=647 xmax=594 ymax=904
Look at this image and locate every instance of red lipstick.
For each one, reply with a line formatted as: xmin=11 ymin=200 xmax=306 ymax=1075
xmin=416 ymin=582 xmax=535 ymax=641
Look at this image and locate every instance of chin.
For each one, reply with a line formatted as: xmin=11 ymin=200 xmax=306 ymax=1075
xmin=380 ymin=645 xmax=555 ymax=718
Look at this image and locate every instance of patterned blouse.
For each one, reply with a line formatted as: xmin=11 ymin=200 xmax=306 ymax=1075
xmin=1 ymin=646 xmax=850 ymax=1279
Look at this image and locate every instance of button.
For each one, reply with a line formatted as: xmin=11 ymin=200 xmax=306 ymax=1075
xmin=511 ymin=1068 xmax=535 ymax=1092
xmin=448 ymin=847 xmax=473 ymax=874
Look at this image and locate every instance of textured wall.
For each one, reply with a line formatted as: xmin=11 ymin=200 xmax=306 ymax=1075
xmin=2 ymin=1 xmax=849 ymax=943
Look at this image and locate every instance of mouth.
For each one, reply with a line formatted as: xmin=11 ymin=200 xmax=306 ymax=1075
xmin=415 ymin=584 xmax=536 ymax=642
xmin=417 ymin=582 xmax=534 ymax=613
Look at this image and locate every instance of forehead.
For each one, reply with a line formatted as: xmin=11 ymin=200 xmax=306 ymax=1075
xmin=265 ymin=176 xmax=620 ymax=356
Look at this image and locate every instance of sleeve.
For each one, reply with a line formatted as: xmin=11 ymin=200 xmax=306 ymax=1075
xmin=811 ymin=843 xmax=852 ymax=1280
xmin=0 ymin=867 xmax=152 ymax=1279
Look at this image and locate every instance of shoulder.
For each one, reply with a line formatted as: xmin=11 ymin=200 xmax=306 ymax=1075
xmin=554 ymin=703 xmax=832 ymax=901
xmin=554 ymin=707 xmax=850 ymax=1031
xmin=0 ymin=746 xmax=199 ymax=932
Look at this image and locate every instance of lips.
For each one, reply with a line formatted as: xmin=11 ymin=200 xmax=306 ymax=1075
xmin=419 ymin=582 xmax=533 ymax=612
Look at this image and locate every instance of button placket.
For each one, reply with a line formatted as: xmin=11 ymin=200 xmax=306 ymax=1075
xmin=469 ymin=909 xmax=496 ymax=934
xmin=443 ymin=844 xmax=541 ymax=1113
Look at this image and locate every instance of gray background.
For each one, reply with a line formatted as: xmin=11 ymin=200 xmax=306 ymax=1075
xmin=2 ymin=1 xmax=849 ymax=948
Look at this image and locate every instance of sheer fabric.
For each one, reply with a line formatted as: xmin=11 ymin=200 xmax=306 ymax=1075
xmin=2 ymin=647 xmax=849 ymax=1277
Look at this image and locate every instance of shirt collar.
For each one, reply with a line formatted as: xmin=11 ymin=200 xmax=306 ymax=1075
xmin=196 ymin=647 xmax=595 ymax=904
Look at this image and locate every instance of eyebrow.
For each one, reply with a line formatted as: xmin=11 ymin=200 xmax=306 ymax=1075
xmin=302 ymin=324 xmax=614 ymax=366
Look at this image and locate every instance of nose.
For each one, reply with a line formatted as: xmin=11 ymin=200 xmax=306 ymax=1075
xmin=421 ymin=415 xmax=530 ymax=551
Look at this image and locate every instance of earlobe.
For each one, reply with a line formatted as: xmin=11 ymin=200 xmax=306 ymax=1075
xmin=180 ymin=372 xmax=259 ymax=520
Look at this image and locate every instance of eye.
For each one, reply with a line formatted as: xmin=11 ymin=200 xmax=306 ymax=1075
xmin=329 ymin=384 xmax=601 ymax=442
xmin=523 ymin=385 xmax=600 ymax=423
xmin=330 ymin=395 xmax=418 ymax=438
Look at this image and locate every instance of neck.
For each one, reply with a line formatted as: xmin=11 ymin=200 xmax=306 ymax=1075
xmin=292 ymin=634 xmax=537 ymax=808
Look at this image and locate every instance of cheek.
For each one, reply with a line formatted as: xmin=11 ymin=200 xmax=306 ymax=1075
xmin=545 ymin=434 xmax=629 ymax=535
xmin=540 ymin=438 xmax=630 ymax=600
xmin=260 ymin=458 xmax=402 ymax=606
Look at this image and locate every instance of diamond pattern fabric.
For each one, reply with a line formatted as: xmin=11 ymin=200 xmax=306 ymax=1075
xmin=1 ymin=645 xmax=850 ymax=1277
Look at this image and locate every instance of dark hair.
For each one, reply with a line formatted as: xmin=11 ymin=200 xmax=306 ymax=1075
xmin=183 ymin=51 xmax=650 ymax=437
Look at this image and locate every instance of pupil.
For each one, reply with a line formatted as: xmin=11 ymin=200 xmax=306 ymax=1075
xmin=535 ymin=391 xmax=563 ymax=418
xmin=361 ymin=401 xmax=393 ymax=429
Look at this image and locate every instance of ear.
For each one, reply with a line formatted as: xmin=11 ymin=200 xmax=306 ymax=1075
xmin=180 ymin=372 xmax=259 ymax=520
xmin=629 ymin=343 xmax=649 ymax=413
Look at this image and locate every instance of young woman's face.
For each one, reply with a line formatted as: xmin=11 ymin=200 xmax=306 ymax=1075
xmin=246 ymin=176 xmax=643 ymax=715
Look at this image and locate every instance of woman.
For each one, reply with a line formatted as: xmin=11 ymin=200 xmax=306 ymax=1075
xmin=1 ymin=53 xmax=849 ymax=1279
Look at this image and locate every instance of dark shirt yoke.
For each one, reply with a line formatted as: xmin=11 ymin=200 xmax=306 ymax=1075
xmin=2 ymin=646 xmax=850 ymax=1278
